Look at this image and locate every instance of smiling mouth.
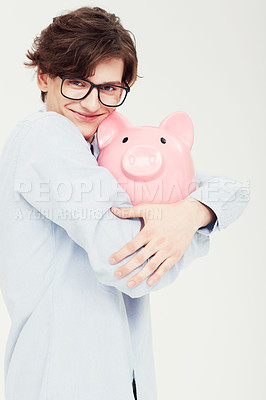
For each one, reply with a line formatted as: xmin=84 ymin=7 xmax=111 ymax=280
xmin=70 ymin=109 xmax=104 ymax=121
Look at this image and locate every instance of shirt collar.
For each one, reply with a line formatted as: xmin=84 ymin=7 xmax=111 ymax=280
xmin=39 ymin=104 xmax=47 ymax=113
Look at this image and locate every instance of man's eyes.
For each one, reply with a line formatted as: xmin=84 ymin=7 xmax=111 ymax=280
xmin=69 ymin=80 xmax=86 ymax=87
xmin=66 ymin=80 xmax=120 ymax=92
xmin=100 ymin=85 xmax=118 ymax=92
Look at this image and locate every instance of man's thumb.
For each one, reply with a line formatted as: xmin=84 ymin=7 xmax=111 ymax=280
xmin=111 ymin=206 xmax=142 ymax=218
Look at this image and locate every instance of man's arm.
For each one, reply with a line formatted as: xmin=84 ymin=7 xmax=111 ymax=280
xmin=15 ymin=112 xmax=247 ymax=298
xmin=189 ymin=170 xmax=248 ymax=233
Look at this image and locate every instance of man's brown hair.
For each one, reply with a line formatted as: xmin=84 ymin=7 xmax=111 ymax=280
xmin=25 ymin=7 xmax=138 ymax=102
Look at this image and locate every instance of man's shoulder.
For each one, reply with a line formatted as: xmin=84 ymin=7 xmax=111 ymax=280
xmin=15 ymin=109 xmax=84 ymax=146
xmin=23 ymin=109 xmax=77 ymax=130
xmin=2 ymin=109 xmax=85 ymax=158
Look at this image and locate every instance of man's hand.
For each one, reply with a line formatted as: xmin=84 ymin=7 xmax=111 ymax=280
xmin=109 ymin=198 xmax=216 ymax=288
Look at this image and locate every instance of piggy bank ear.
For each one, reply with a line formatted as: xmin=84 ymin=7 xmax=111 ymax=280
xmin=159 ymin=111 xmax=194 ymax=150
xmin=97 ymin=111 xmax=132 ymax=150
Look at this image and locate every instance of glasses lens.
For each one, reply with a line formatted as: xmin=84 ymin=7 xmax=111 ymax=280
xmin=62 ymin=78 xmax=91 ymax=100
xmin=99 ymin=85 xmax=127 ymax=107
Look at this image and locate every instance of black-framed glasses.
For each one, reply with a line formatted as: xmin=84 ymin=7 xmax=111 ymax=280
xmin=59 ymin=76 xmax=130 ymax=107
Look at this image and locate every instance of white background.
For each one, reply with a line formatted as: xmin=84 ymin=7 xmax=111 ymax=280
xmin=0 ymin=0 xmax=265 ymax=399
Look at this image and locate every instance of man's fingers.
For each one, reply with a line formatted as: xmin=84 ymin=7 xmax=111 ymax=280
xmin=126 ymin=253 xmax=180 ymax=288
xmin=124 ymin=252 xmax=164 ymax=287
xmin=115 ymin=248 xmax=182 ymax=287
xmin=146 ymin=255 xmax=181 ymax=286
xmin=109 ymin=229 xmax=149 ymax=264
xmin=113 ymin=241 xmax=157 ymax=277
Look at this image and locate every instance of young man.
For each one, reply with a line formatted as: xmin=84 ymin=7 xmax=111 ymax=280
xmin=0 ymin=7 xmax=246 ymax=400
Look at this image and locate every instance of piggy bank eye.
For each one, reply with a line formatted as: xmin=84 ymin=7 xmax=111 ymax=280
xmin=122 ymin=137 xmax=128 ymax=143
xmin=160 ymin=137 xmax=166 ymax=144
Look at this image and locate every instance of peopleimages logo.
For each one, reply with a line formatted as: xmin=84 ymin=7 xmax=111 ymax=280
xmin=14 ymin=178 xmax=250 ymax=203
xmin=14 ymin=178 xmax=193 ymax=203
xmin=13 ymin=177 xmax=250 ymax=220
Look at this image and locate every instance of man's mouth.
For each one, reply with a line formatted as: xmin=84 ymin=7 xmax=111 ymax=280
xmin=70 ymin=109 xmax=103 ymax=122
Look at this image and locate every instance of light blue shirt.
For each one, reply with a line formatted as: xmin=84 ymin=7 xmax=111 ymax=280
xmin=0 ymin=108 xmax=247 ymax=400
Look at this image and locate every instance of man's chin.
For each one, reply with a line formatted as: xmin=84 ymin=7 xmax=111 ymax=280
xmin=80 ymin=129 xmax=95 ymax=142
xmin=69 ymin=119 xmax=96 ymax=141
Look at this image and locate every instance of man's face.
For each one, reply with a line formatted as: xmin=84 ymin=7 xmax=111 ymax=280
xmin=37 ymin=58 xmax=124 ymax=142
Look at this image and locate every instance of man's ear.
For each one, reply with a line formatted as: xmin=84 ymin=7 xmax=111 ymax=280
xmin=37 ymin=71 xmax=49 ymax=93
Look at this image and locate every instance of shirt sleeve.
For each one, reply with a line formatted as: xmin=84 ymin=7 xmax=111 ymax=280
xmin=14 ymin=113 xmax=246 ymax=298
xmin=188 ymin=170 xmax=249 ymax=236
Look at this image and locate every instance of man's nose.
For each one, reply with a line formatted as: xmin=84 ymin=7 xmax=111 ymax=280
xmin=79 ymin=88 xmax=101 ymax=112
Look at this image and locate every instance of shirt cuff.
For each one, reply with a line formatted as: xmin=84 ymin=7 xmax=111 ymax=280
xmin=188 ymin=187 xmax=223 ymax=236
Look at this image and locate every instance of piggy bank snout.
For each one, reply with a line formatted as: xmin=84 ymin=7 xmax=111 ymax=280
xmin=121 ymin=144 xmax=163 ymax=180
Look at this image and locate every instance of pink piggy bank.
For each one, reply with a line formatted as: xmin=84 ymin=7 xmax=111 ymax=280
xmin=96 ymin=111 xmax=197 ymax=206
